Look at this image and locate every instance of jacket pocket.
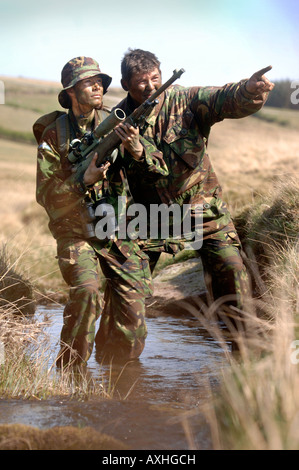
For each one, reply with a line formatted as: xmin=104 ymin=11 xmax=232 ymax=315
xmin=163 ymin=108 xmax=205 ymax=169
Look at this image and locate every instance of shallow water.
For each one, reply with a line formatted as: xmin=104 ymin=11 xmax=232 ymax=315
xmin=0 ymin=305 xmax=229 ymax=449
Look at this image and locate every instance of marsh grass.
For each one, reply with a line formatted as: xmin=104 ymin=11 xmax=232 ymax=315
xmin=0 ymin=308 xmax=116 ymax=400
xmin=236 ymin=176 xmax=299 ymax=257
xmin=208 ymin=256 xmax=298 ymax=449
xmin=184 ymin=180 xmax=299 ymax=450
xmin=0 ymin=258 xmax=128 ymax=401
xmin=0 ymin=245 xmax=110 ymax=400
xmin=180 ymin=247 xmax=298 ymax=449
xmin=0 ymin=244 xmax=36 ymax=316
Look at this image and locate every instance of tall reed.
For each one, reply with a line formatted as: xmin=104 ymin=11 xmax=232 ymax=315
xmin=0 ymin=307 xmax=111 ymax=399
xmin=190 ymin=177 xmax=299 ymax=450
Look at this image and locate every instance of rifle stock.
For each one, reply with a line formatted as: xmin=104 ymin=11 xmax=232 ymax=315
xmin=73 ymin=67 xmax=185 ymax=180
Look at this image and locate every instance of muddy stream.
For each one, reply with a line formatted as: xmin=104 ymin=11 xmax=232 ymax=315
xmin=0 ymin=260 xmax=230 ymax=450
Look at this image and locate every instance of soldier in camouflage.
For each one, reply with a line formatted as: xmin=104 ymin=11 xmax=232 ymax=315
xmin=35 ymin=57 xmax=153 ymax=366
xmin=113 ymin=49 xmax=274 ymax=319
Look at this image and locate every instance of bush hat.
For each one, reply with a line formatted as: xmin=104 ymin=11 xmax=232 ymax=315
xmin=58 ymin=56 xmax=112 ymax=108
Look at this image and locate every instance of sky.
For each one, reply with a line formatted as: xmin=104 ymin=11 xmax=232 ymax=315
xmin=1 ymin=0 xmax=299 ymax=88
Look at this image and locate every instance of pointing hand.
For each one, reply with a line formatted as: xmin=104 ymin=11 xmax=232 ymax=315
xmin=246 ymin=66 xmax=275 ymax=95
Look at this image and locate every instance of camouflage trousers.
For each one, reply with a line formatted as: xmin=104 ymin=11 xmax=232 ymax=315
xmin=147 ymin=229 xmax=250 ymax=314
xmin=199 ymin=230 xmax=250 ymax=314
xmin=56 ymin=238 xmax=152 ymax=366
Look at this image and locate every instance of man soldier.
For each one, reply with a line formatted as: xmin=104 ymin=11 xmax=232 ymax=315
xmin=34 ymin=57 xmax=153 ymax=366
xmin=113 ymin=48 xmax=274 ymax=320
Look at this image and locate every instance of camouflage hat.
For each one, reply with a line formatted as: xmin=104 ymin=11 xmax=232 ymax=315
xmin=58 ymin=56 xmax=112 ymax=108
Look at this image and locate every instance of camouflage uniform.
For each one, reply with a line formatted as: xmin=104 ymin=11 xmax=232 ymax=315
xmin=35 ymin=57 xmax=152 ymax=366
xmin=116 ymin=81 xmax=268 ymax=311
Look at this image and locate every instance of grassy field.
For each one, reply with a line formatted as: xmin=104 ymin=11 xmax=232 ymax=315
xmin=0 ymin=77 xmax=298 ymax=449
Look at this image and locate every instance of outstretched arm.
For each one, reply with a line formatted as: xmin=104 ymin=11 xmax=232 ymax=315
xmin=189 ymin=65 xmax=274 ymax=128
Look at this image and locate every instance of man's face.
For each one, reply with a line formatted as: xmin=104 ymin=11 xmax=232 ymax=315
xmin=69 ymin=75 xmax=103 ymax=112
xmin=125 ymin=67 xmax=162 ymax=105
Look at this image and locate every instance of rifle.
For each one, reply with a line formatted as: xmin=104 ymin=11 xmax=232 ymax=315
xmin=68 ymin=107 xmax=126 ymax=164
xmin=72 ymin=68 xmax=185 ymax=179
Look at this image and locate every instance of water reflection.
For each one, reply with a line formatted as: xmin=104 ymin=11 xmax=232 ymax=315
xmin=0 ymin=305 xmax=229 ymax=449
xmin=37 ymin=305 xmax=226 ymax=405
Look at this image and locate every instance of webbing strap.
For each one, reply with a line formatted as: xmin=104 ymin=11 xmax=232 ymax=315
xmin=56 ymin=113 xmax=70 ymax=159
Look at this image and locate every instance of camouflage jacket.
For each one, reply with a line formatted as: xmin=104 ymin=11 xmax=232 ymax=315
xmin=116 ymin=80 xmax=268 ymax=240
xmin=36 ymin=110 xmax=107 ymax=240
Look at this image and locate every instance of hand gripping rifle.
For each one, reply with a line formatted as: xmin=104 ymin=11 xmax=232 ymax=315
xmin=71 ymin=68 xmax=185 ymax=181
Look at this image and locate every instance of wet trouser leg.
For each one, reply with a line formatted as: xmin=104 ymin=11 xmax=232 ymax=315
xmin=199 ymin=234 xmax=250 ymax=314
xmin=95 ymin=244 xmax=152 ymax=360
xmin=56 ymin=238 xmax=152 ymax=366
xmin=56 ymin=239 xmax=103 ymax=366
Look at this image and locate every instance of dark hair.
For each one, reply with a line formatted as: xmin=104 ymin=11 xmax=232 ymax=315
xmin=121 ymin=49 xmax=161 ymax=84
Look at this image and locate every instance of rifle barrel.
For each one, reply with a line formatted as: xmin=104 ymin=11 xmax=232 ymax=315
xmin=93 ymin=108 xmax=126 ymax=139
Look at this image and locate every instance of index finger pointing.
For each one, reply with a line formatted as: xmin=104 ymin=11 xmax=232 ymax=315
xmin=254 ymin=65 xmax=272 ymax=77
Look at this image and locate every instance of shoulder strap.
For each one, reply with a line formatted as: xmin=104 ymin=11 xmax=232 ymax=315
xmin=34 ymin=108 xmax=110 ymax=159
xmin=56 ymin=113 xmax=70 ymax=159
xmin=33 ymin=110 xmax=66 ymax=144
xmin=33 ymin=110 xmax=70 ymax=159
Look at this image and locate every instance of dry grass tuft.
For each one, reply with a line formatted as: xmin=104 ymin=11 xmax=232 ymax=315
xmin=236 ymin=176 xmax=299 ymax=256
xmin=183 ymin=178 xmax=299 ymax=449
xmin=0 ymin=423 xmax=128 ymax=450
xmin=0 ymin=244 xmax=35 ymax=315
xmin=0 ymin=308 xmax=112 ymax=399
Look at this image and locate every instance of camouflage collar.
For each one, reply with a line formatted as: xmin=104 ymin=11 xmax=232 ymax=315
xmin=68 ymin=109 xmax=99 ymax=137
